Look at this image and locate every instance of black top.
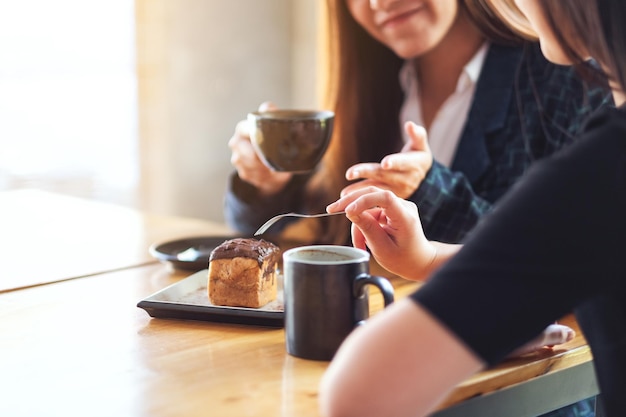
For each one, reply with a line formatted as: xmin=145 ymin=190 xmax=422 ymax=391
xmin=411 ymin=105 xmax=626 ymax=416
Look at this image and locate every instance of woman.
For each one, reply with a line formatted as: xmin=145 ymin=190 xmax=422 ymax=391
xmin=225 ymin=0 xmax=607 ymax=245
xmin=321 ymin=0 xmax=626 ymax=416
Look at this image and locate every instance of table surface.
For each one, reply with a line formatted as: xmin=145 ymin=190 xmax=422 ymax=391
xmin=0 ymin=190 xmax=598 ymax=417
xmin=0 ymin=189 xmax=232 ymax=292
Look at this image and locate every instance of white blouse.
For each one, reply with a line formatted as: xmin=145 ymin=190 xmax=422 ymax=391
xmin=398 ymin=43 xmax=489 ymax=167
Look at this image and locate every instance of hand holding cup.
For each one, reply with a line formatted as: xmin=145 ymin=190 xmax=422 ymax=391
xmin=229 ymin=102 xmax=293 ymax=196
xmin=247 ymin=109 xmax=334 ymax=173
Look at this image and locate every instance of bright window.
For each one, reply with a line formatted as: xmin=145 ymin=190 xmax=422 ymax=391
xmin=0 ymin=0 xmax=138 ymax=206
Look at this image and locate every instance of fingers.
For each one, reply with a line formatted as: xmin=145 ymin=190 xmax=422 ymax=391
xmin=336 ymin=187 xmax=410 ymax=225
xmin=347 ymin=206 xmax=385 ymax=238
xmin=343 ymin=123 xmax=432 ymax=199
xmin=259 ymin=101 xmax=278 ymax=112
xmin=327 ymin=186 xmax=388 ymax=213
xmin=233 ymin=101 xmax=278 ymax=149
xmin=341 ymin=179 xmax=389 ymax=198
xmin=507 ymin=324 xmax=575 ymax=357
xmin=229 ymin=102 xmax=293 ymax=193
xmin=381 ymin=122 xmax=431 ymax=171
xmin=346 ymin=156 xmax=422 ymax=179
xmin=345 ymin=163 xmax=383 ymax=181
xmin=380 ymin=151 xmax=432 ymax=172
xmin=402 ymin=122 xmax=429 ymax=153
xmin=232 ymin=120 xmax=250 ymax=143
xmin=328 ymin=186 xmax=433 ymax=279
xmin=350 ymin=223 xmax=368 ymax=251
xmin=346 ymin=123 xmax=428 ymax=174
xmin=230 ymin=138 xmax=261 ymax=172
xmin=347 ymin=207 xmax=399 ymax=250
xmin=229 ymin=121 xmax=260 ymax=168
xmin=343 ymin=154 xmax=430 ymax=199
xmin=540 ymin=324 xmax=576 ymax=346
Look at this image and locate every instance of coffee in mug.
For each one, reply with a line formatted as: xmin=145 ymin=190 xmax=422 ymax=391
xmin=282 ymin=245 xmax=394 ymax=361
xmin=247 ymin=109 xmax=334 ymax=173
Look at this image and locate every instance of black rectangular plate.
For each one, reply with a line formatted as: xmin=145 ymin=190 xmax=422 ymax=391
xmin=137 ymin=269 xmax=284 ymax=328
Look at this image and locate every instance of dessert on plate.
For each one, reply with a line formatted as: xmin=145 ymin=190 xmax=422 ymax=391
xmin=208 ymin=238 xmax=281 ymax=308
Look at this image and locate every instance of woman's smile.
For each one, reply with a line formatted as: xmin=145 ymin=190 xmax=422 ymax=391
xmin=347 ymin=0 xmax=460 ymax=59
xmin=376 ymin=3 xmax=426 ymax=31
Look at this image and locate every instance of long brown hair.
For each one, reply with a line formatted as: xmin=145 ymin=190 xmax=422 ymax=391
xmin=303 ymin=0 xmax=528 ymax=245
xmin=541 ymin=0 xmax=623 ymax=92
xmin=487 ymin=0 xmax=617 ymax=92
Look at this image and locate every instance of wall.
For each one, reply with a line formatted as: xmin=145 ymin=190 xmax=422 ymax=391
xmin=135 ymin=0 xmax=320 ymax=222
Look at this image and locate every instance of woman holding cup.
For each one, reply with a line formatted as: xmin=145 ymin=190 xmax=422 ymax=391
xmin=225 ymin=0 xmax=607 ymax=247
xmin=320 ymin=0 xmax=626 ymax=415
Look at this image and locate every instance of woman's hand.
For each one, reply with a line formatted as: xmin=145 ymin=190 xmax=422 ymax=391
xmin=327 ymin=186 xmax=437 ymax=280
xmin=341 ymin=122 xmax=433 ymax=199
xmin=508 ymin=324 xmax=575 ymax=358
xmin=228 ymin=102 xmax=292 ymax=196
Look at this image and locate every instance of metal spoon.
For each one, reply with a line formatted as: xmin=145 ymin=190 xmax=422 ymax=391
xmin=254 ymin=211 xmax=346 ymax=236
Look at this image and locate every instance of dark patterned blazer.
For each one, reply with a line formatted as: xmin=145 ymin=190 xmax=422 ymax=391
xmin=414 ymin=42 xmax=610 ymax=243
xmin=225 ymin=43 xmax=610 ymax=243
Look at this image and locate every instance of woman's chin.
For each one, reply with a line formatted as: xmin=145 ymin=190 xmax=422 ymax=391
xmin=539 ymin=41 xmax=575 ymax=66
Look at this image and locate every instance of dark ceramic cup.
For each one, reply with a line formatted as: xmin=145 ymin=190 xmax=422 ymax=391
xmin=247 ymin=109 xmax=334 ymax=173
xmin=282 ymin=245 xmax=394 ymax=361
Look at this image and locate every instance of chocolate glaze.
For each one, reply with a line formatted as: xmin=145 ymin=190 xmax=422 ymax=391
xmin=209 ymin=238 xmax=281 ymax=270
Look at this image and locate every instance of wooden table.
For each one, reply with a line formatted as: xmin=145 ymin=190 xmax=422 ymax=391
xmin=0 ymin=191 xmax=600 ymax=417
xmin=0 ymin=266 xmax=598 ymax=417
xmin=0 ymin=189 xmax=231 ymax=292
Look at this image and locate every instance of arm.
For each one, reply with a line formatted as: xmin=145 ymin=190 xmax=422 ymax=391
xmin=224 ymin=101 xmax=310 ymax=234
xmin=411 ymin=161 xmax=493 ymax=243
xmin=320 ymin=109 xmax=626 ymax=417
xmin=224 ymin=172 xmax=311 ymax=235
xmin=327 ymin=185 xmax=576 ymax=355
xmin=319 ymin=299 xmax=484 ymax=417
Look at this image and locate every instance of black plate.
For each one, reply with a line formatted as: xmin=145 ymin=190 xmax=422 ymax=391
xmin=137 ymin=269 xmax=284 ymax=327
xmin=149 ymin=236 xmax=236 ymax=271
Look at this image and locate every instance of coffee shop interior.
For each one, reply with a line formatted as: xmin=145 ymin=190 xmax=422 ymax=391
xmin=0 ymin=1 xmax=602 ymax=417
xmin=0 ymin=0 xmax=321 ymax=222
